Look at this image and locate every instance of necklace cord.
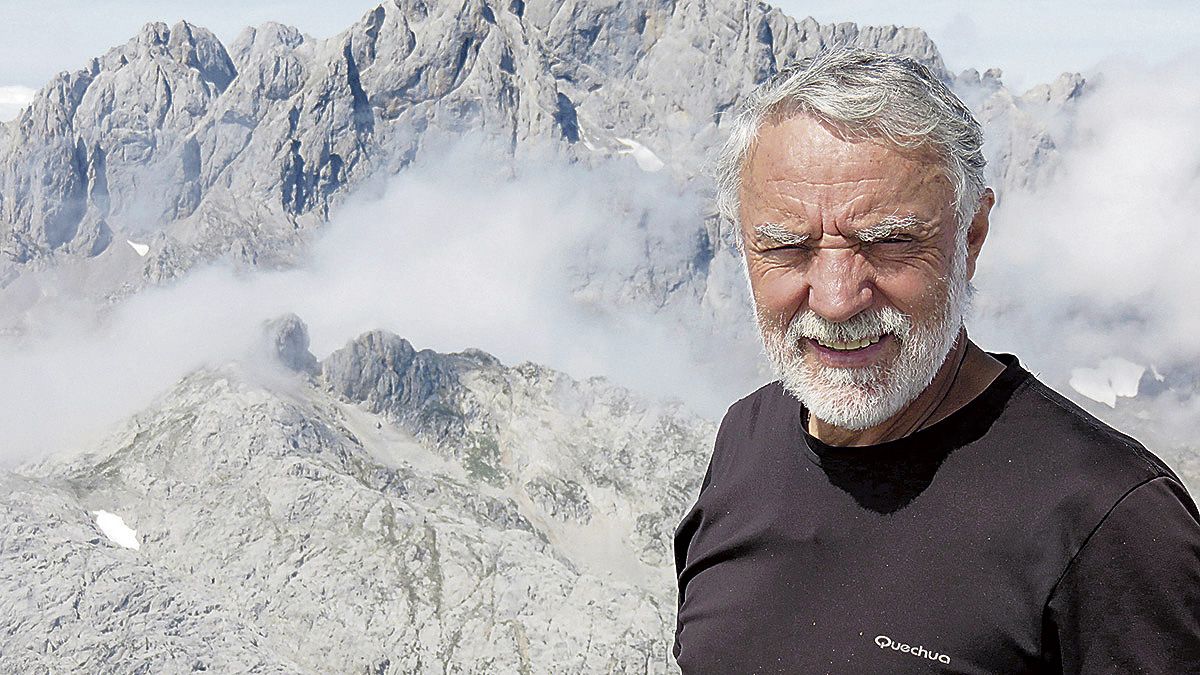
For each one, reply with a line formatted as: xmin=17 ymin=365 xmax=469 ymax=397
xmin=903 ymin=338 xmax=970 ymax=437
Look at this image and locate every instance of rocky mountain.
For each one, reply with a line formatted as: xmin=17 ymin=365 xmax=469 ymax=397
xmin=0 ymin=0 xmax=1080 ymax=319
xmin=4 ymin=315 xmax=714 ymax=672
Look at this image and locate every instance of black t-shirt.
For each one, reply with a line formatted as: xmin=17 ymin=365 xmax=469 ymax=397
xmin=672 ymin=353 xmax=1200 ymax=673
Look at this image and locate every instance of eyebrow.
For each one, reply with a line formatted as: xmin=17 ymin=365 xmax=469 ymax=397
xmin=753 ymin=222 xmax=810 ymax=247
xmin=853 ymin=215 xmax=928 ymax=243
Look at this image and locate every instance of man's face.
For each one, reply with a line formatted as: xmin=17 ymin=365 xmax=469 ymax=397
xmin=738 ymin=114 xmax=980 ymax=430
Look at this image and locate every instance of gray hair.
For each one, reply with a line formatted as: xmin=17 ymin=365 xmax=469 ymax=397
xmin=715 ymin=48 xmax=987 ymax=249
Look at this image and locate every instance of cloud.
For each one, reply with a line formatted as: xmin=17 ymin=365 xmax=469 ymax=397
xmin=0 ymin=85 xmax=35 ymax=121
xmin=971 ymin=53 xmax=1200 ymax=444
xmin=0 ymin=137 xmax=766 ymax=464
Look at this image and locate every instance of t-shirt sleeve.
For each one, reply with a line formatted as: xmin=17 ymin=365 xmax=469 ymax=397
xmin=672 ymin=403 xmax=738 ymax=661
xmin=1044 ymin=475 xmax=1200 ymax=673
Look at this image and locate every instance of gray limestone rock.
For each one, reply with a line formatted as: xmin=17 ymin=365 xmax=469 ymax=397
xmin=0 ymin=472 xmax=304 ymax=673
xmin=11 ymin=331 xmax=716 ymax=672
xmin=264 ymin=312 xmax=320 ymax=374
xmin=0 ymin=0 xmax=1074 ymax=314
xmin=957 ymin=68 xmax=1086 ymax=193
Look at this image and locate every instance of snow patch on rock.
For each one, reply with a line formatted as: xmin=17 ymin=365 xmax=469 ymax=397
xmin=616 ymin=137 xmax=665 ymax=172
xmin=1069 ymin=357 xmax=1145 ymax=407
xmin=92 ymin=510 xmax=140 ymax=550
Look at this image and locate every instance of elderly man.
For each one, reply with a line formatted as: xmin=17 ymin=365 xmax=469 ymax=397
xmin=672 ymin=49 xmax=1200 ymax=673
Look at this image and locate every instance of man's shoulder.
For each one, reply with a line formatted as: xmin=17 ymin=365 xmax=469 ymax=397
xmin=727 ymin=379 xmax=786 ymax=413
xmin=1006 ymin=368 xmax=1180 ymax=486
xmin=718 ymin=379 xmax=792 ymax=435
xmin=994 ymin=365 xmax=1195 ymax=545
xmin=703 ymin=380 xmax=797 ymax=479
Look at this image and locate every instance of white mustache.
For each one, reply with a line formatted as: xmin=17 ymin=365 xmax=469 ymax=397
xmin=786 ymin=307 xmax=913 ymax=345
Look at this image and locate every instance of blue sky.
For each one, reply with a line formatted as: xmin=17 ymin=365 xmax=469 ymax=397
xmin=782 ymin=0 xmax=1200 ymax=90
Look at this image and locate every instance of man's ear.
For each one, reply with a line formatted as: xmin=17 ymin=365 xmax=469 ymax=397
xmin=965 ymin=188 xmax=995 ymax=280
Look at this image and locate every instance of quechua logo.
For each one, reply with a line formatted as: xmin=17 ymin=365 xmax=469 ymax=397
xmin=874 ymin=634 xmax=952 ymax=665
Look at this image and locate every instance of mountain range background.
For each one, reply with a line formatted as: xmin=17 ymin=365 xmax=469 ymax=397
xmin=0 ymin=0 xmax=1196 ymax=671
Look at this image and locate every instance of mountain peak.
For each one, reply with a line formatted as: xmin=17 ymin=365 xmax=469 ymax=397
xmin=0 ymin=0 xmax=1074 ymax=336
xmin=135 ymin=21 xmax=171 ymax=47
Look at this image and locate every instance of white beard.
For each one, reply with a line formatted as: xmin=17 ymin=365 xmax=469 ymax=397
xmin=755 ymin=245 xmax=972 ymax=432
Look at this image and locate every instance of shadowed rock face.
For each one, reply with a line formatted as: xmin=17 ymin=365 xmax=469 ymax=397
xmin=1 ymin=22 xmax=235 ymax=265
xmin=0 ymin=0 xmax=1075 ymax=298
xmin=265 ymin=311 xmax=320 ymax=374
xmin=4 ymin=320 xmax=716 ymax=672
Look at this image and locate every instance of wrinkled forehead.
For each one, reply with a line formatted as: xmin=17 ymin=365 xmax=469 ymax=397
xmin=746 ymin=113 xmax=943 ymax=180
xmin=738 ymin=114 xmax=954 ymax=220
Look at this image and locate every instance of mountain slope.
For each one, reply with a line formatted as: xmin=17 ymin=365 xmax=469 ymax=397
xmin=8 ymin=318 xmax=714 ymax=672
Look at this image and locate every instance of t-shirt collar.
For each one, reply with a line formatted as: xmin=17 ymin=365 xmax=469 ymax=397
xmin=790 ymin=352 xmax=1030 ymax=467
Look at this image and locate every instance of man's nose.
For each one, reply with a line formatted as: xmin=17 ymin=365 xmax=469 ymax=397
xmin=806 ymin=250 xmax=873 ymax=323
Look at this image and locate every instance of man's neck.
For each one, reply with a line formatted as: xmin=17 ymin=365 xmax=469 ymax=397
xmin=807 ymin=330 xmax=1006 ymax=447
